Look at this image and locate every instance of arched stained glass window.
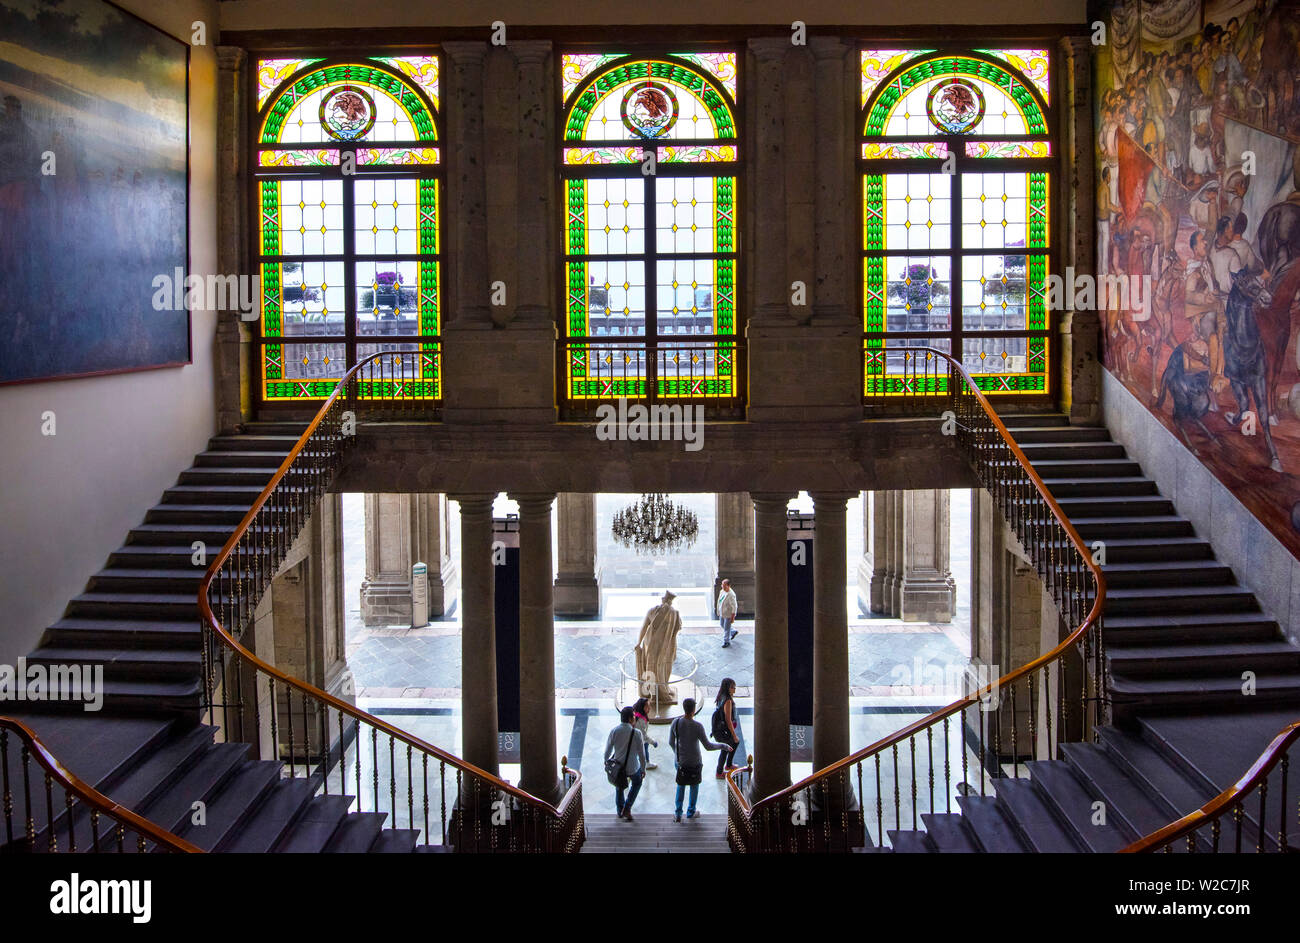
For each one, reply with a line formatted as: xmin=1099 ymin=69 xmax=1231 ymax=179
xmin=560 ymin=52 xmax=739 ymax=407
xmin=254 ymin=56 xmax=441 ymax=403
xmin=861 ymin=49 xmax=1053 ymax=396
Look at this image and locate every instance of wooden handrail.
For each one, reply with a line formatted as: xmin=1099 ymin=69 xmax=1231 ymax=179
xmin=197 ymin=352 xmax=581 ymax=826
xmin=730 ymin=346 xmax=1107 ymax=821
xmin=0 ymin=716 xmax=202 ymax=853
xmin=1121 ymin=721 xmax=1300 ymax=853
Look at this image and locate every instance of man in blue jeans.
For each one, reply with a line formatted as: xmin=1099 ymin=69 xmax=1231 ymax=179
xmin=668 ymin=698 xmax=727 ymax=821
xmin=605 ymin=706 xmax=646 ymax=821
xmin=717 ymin=579 xmax=739 ymax=647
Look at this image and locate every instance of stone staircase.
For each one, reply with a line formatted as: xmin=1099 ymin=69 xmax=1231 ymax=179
xmin=2 ymin=422 xmax=445 ymax=853
xmin=581 ymin=813 xmax=730 ymax=853
xmin=881 ymin=413 xmax=1300 ymax=853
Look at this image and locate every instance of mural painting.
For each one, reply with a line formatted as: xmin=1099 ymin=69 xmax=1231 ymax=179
xmin=1097 ymin=0 xmax=1300 ymax=557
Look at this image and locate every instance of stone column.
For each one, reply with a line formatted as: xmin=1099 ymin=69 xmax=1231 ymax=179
xmin=441 ymin=42 xmax=490 ymax=327
xmin=1059 ymin=35 xmax=1100 ymax=425
xmin=360 ymin=494 xmax=458 ymax=624
xmin=512 ymin=41 xmax=555 ymax=324
xmin=856 ymin=491 xmax=872 ymax=615
xmin=450 ymin=493 xmax=498 ymax=776
xmin=751 ymin=492 xmax=794 ymax=800
xmin=713 ymin=493 xmax=756 ymax=618
xmin=554 ymin=492 xmax=601 ymax=617
xmin=809 ymin=491 xmax=855 ymax=772
xmin=443 ymin=42 xmax=557 ymax=423
xmin=215 ymin=46 xmax=251 ymax=434
xmin=745 ymin=38 xmax=860 ymax=422
xmin=513 ymin=492 xmax=560 ymax=803
xmin=899 ymin=490 xmax=956 ymax=623
xmin=868 ymin=491 xmax=896 ymax=615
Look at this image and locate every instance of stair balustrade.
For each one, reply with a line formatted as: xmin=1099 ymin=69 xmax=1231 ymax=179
xmin=1122 ymin=721 xmax=1298 ymax=853
xmin=726 ymin=348 xmax=1108 ymax=852
xmin=197 ymin=353 xmax=584 ymax=853
xmin=0 ymin=716 xmax=200 ymax=853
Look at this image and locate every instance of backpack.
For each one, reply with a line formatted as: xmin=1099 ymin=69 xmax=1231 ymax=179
xmin=711 ymin=702 xmax=730 ymax=741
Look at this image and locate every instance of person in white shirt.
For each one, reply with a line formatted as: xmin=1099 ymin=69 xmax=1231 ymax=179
xmin=717 ymin=578 xmax=739 ymax=648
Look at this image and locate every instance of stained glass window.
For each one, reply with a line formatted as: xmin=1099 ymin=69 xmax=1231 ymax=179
xmin=255 ymin=57 xmax=441 ymax=402
xmin=561 ymin=52 xmax=738 ymax=405
xmin=861 ymin=50 xmax=1053 ymax=396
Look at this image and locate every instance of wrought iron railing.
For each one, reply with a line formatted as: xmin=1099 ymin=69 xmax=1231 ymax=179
xmin=558 ymin=336 xmax=743 ymax=417
xmin=198 ymin=352 xmax=584 ymax=853
xmin=0 ymin=716 xmax=200 ymax=853
xmin=1123 ymin=721 xmax=1299 ymax=853
xmin=727 ymin=347 xmax=1107 ymax=852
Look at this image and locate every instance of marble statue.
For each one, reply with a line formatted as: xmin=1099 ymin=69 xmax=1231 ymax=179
xmin=635 ymin=590 xmax=683 ymax=706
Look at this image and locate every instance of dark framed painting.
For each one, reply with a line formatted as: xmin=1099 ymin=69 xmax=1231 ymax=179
xmin=0 ymin=0 xmax=189 ymax=385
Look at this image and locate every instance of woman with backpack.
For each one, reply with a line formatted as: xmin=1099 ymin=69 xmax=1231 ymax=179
xmin=712 ymin=677 xmax=741 ymax=779
xmin=631 ymin=696 xmax=659 ymax=770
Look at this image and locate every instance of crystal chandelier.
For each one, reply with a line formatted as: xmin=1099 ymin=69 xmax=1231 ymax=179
xmin=611 ymin=493 xmax=699 ymax=556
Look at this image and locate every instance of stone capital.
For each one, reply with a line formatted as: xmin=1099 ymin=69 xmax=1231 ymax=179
xmin=442 ymin=40 xmax=489 ymax=65
xmin=809 ymin=490 xmax=858 ymax=510
xmin=510 ymin=40 xmax=552 ymax=67
xmin=448 ymin=493 xmax=497 ymax=516
xmin=511 ymin=492 xmax=557 ymax=516
xmin=748 ymin=37 xmax=793 ymax=61
xmin=216 ymin=46 xmax=247 ymax=72
xmin=751 ymin=492 xmax=796 ymax=514
xmin=809 ymin=36 xmax=851 ymax=61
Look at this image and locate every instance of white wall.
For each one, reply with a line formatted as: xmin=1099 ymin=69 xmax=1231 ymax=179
xmin=0 ymin=0 xmax=220 ymax=665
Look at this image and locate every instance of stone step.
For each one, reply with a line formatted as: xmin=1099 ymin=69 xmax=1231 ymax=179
xmin=955 ymin=795 xmax=1027 ymax=852
xmin=1058 ymin=742 xmax=1200 ymax=849
xmin=919 ymin=812 xmax=980 ymax=852
xmin=274 ymin=795 xmax=357 ymax=853
xmin=993 ymin=778 xmax=1082 ymax=853
xmin=145 ymin=504 xmax=257 ymax=525
xmin=322 ymin=813 xmax=389 ymax=853
xmin=1037 ymin=476 xmax=1160 ymax=498
xmin=44 ymin=617 xmax=201 ymax=649
xmin=25 ymin=646 xmax=201 ymax=680
xmin=218 ymin=778 xmax=322 ymax=853
xmin=1110 ymin=672 xmax=1300 ymax=711
xmin=997 ymin=412 xmax=1071 ymax=428
xmin=178 ymin=760 xmax=282 ymax=851
xmin=1099 ymin=560 xmax=1235 ymax=588
xmin=1024 ymin=760 xmax=1132 ymax=852
xmin=1008 ymin=426 xmax=1113 ymax=443
xmin=178 ymin=467 xmax=280 ymax=486
xmin=1054 ymin=495 xmax=1176 ymax=517
xmin=136 ymin=742 xmax=252 ymax=833
xmin=1103 ymin=611 xmax=1280 ymax=644
xmin=1027 ymin=458 xmax=1143 ymax=478
xmin=1068 ymin=516 xmax=1196 ymax=539
xmin=1017 ymin=441 xmax=1127 ymax=460
xmin=1105 ymin=585 xmax=1258 ymax=616
xmin=162 ymin=484 xmax=267 ymax=505
xmin=1107 ymin=640 xmax=1300 ymax=677
xmin=207 ymin=435 xmax=301 ymax=452
xmin=192 ymin=449 xmax=292 ymax=469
